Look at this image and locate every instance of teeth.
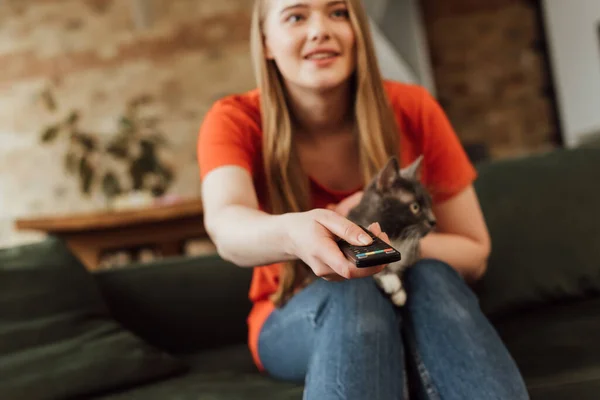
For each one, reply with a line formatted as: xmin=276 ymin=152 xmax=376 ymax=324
xmin=308 ymin=52 xmax=336 ymax=59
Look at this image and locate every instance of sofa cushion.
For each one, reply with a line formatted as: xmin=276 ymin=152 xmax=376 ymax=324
xmin=93 ymin=253 xmax=253 ymax=354
xmin=492 ymin=297 xmax=600 ymax=400
xmin=92 ymin=344 xmax=303 ymax=400
xmin=0 ymin=236 xmax=187 ymax=400
xmin=473 ymin=148 xmax=600 ymax=316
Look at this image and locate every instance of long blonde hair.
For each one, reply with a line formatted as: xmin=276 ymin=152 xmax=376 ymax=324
xmin=250 ymin=0 xmax=400 ymax=305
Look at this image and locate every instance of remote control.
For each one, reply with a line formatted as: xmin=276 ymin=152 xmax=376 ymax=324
xmin=337 ymin=225 xmax=401 ymax=268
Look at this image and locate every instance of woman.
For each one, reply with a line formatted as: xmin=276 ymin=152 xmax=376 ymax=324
xmin=197 ymin=0 xmax=529 ymax=398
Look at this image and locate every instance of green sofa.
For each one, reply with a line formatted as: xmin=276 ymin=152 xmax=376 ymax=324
xmin=2 ymin=147 xmax=600 ymax=399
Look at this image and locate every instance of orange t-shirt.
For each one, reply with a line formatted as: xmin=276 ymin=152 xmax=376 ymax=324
xmin=197 ymin=80 xmax=477 ymax=371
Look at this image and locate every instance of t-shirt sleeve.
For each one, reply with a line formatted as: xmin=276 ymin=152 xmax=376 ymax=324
xmin=418 ymin=87 xmax=477 ymax=204
xmin=197 ymin=101 xmax=257 ymax=181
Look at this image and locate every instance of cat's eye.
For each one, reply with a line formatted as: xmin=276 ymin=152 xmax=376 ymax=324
xmin=409 ymin=202 xmax=420 ymax=215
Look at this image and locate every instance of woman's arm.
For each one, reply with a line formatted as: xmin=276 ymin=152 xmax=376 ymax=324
xmin=419 ymin=185 xmax=491 ymax=282
xmin=202 ymin=165 xmax=293 ymax=266
xmin=202 ymin=165 xmax=382 ymax=279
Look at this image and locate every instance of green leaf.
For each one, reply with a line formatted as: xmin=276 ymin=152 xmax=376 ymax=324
xmin=101 ymin=172 xmax=122 ymax=199
xmin=129 ymin=94 xmax=153 ymax=108
xmin=41 ymin=88 xmax=57 ymax=112
xmin=41 ymin=125 xmax=60 ymax=143
xmin=128 ymin=142 xmax=158 ymax=190
xmin=119 ymin=117 xmax=135 ymax=136
xmin=66 ymin=110 xmax=80 ymax=126
xmin=106 ymin=138 xmax=129 ymax=159
xmin=147 ymin=133 xmax=168 ymax=147
xmin=151 ymin=184 xmax=166 ymax=197
xmin=156 ymin=163 xmax=174 ymax=184
xmin=140 ymin=139 xmax=156 ymax=155
xmin=64 ymin=152 xmax=78 ymax=174
xmin=78 ymin=157 xmax=94 ymax=195
xmin=129 ymin=160 xmax=145 ymax=191
xmin=74 ymin=133 xmax=96 ymax=151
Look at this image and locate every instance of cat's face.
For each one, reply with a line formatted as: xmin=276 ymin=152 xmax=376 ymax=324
xmin=359 ymin=155 xmax=436 ymax=240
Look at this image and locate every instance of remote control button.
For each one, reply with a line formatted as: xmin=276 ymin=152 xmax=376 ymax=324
xmin=357 ymin=249 xmax=387 ymax=257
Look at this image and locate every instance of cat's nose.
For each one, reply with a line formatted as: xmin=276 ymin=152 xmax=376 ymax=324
xmin=427 ymin=219 xmax=436 ymax=229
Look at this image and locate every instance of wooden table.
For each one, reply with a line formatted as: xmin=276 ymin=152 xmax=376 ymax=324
xmin=14 ymin=198 xmax=209 ymax=271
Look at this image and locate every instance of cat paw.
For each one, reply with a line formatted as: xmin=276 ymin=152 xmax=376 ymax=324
xmin=391 ymin=289 xmax=407 ymax=306
xmin=375 ymin=273 xmax=402 ymax=294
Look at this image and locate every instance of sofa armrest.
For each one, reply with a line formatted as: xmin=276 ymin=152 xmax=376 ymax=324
xmin=92 ymin=254 xmax=253 ymax=354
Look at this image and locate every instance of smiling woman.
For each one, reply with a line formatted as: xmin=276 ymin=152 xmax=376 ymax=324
xmin=196 ymin=0 xmax=530 ymax=398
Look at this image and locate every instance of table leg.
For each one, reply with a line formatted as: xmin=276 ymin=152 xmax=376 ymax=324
xmin=66 ymin=240 xmax=101 ymax=271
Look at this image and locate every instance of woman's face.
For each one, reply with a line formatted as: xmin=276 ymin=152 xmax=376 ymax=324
xmin=262 ymin=0 xmax=356 ymax=92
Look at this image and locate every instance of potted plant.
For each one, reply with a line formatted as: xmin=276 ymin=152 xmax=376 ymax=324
xmin=39 ymin=88 xmax=174 ymax=208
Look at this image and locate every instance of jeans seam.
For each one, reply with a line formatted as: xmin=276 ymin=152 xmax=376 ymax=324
xmin=411 ymin=346 xmax=440 ymax=400
xmin=403 ymin=313 xmax=441 ymax=400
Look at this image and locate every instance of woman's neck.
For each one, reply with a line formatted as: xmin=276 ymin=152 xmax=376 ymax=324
xmin=285 ymin=81 xmax=354 ymax=139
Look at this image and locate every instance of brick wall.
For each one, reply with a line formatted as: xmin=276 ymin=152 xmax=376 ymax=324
xmin=420 ymin=0 xmax=560 ymax=159
xmin=0 ymin=0 xmax=254 ymax=246
xmin=0 ymin=0 xmax=255 ymax=247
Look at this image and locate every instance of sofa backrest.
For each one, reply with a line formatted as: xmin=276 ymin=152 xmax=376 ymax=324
xmin=473 ymin=148 xmax=600 ymax=317
xmin=93 ymin=254 xmax=254 ymax=353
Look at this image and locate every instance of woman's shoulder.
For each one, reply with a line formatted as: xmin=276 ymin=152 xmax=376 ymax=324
xmin=381 ymin=80 xmax=440 ymax=138
xmin=197 ymin=89 xmax=264 ymax=180
xmin=198 ymin=88 xmax=264 ymax=155
xmin=205 ymin=88 xmax=262 ymax=126
xmin=382 ymin=80 xmax=431 ymax=114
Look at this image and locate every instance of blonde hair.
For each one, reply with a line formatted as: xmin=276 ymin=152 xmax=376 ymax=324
xmin=250 ymin=0 xmax=400 ymax=305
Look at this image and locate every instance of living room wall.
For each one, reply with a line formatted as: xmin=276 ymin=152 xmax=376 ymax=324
xmin=541 ymin=0 xmax=600 ymax=147
xmin=0 ymin=0 xmax=256 ymax=246
xmin=420 ymin=0 xmax=560 ymax=159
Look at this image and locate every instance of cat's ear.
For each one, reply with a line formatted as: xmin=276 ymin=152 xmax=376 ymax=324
xmin=400 ymin=155 xmax=423 ymax=180
xmin=376 ymin=156 xmax=401 ymax=191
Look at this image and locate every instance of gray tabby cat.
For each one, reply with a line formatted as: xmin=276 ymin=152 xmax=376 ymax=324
xmin=347 ymin=155 xmax=436 ymax=306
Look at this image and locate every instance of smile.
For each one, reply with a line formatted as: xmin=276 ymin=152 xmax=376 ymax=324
xmin=305 ymin=52 xmax=339 ymax=60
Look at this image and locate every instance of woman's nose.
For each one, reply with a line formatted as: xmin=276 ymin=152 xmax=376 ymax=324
xmin=308 ymin=15 xmax=331 ymax=42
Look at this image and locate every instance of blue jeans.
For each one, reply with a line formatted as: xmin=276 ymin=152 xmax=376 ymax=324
xmin=257 ymin=259 xmax=529 ymax=399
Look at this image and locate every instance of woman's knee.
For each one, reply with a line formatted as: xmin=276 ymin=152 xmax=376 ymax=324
xmin=404 ymin=259 xmax=480 ymax=321
xmin=326 ymin=277 xmax=400 ymax=339
xmin=405 ymin=259 xmax=471 ymax=296
xmin=302 ymin=278 xmax=407 ymax=399
xmin=328 ymin=277 xmax=392 ymax=312
xmin=405 ymin=259 xmax=461 ymax=284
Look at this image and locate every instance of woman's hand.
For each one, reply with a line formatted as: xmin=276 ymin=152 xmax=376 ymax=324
xmin=326 ymin=191 xmax=364 ymax=217
xmin=284 ymin=208 xmax=390 ymax=281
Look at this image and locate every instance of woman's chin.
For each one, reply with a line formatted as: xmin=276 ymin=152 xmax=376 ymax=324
xmin=299 ymin=74 xmax=353 ymax=92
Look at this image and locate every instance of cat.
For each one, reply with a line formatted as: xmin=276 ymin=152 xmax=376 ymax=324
xmin=347 ymin=155 xmax=436 ymax=306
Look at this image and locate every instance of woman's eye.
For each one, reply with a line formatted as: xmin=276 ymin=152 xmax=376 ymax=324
xmin=410 ymin=202 xmax=420 ymax=215
xmin=286 ymin=14 xmax=305 ymax=23
xmin=331 ymin=9 xmax=350 ymax=19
